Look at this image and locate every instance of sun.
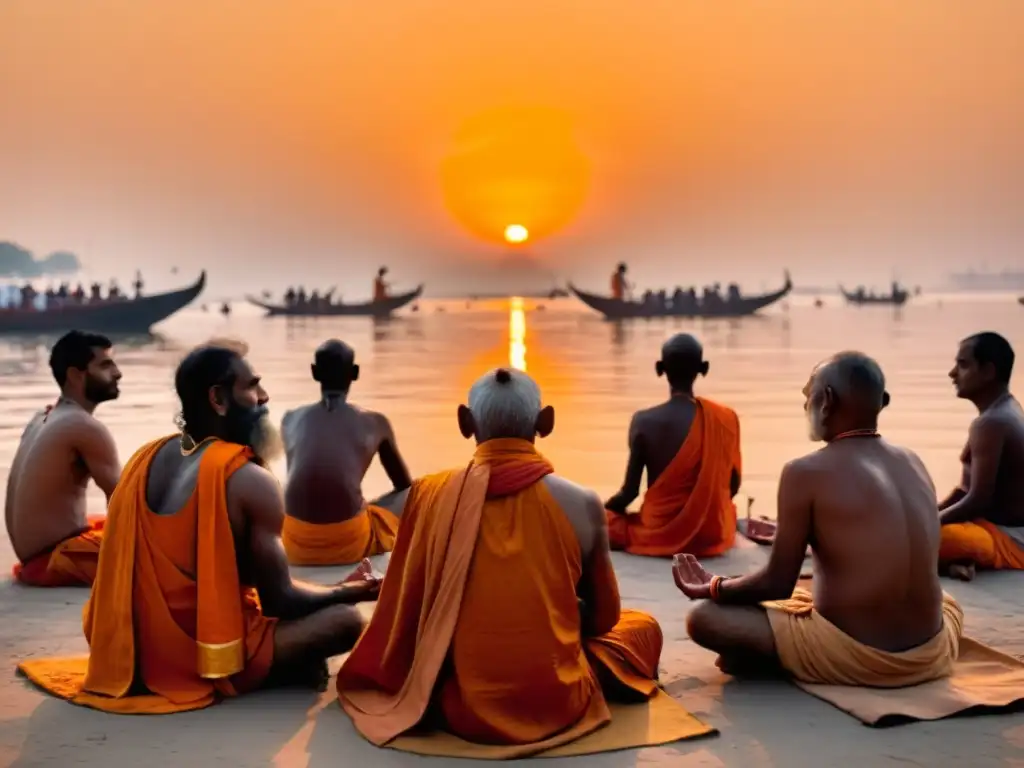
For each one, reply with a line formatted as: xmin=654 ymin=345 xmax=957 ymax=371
xmin=504 ymin=224 xmax=529 ymax=244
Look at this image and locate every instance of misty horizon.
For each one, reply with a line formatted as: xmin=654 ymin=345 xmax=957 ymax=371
xmin=2 ymin=2 xmax=1022 ymax=298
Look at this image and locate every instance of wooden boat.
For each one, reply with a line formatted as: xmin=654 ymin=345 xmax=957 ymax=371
xmin=569 ymin=272 xmax=792 ymax=319
xmin=0 ymin=272 xmax=206 ymax=334
xmin=839 ymin=285 xmax=909 ymax=306
xmin=246 ymin=285 xmax=424 ymax=317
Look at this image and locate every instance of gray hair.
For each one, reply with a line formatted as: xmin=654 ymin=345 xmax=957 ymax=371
xmin=814 ymin=351 xmax=888 ymax=411
xmin=467 ymin=368 xmax=542 ymax=441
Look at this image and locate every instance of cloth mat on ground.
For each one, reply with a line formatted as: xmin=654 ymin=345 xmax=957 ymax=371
xmin=794 ymin=637 xmax=1024 ymax=726
xmin=20 ymin=658 xmax=715 ymax=757
xmin=380 ymin=689 xmax=715 ymax=759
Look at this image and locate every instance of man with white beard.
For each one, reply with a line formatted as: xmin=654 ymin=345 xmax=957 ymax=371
xmin=672 ymin=352 xmax=964 ymax=687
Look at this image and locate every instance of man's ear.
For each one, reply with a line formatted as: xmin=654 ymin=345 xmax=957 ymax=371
xmin=700 ymin=360 xmax=710 ymax=377
xmin=881 ymin=390 xmax=891 ymax=409
xmin=535 ymin=405 xmax=555 ymax=438
xmin=655 ymin=361 xmax=664 ymax=377
xmin=208 ymin=385 xmax=228 ymax=417
xmin=822 ymin=384 xmax=837 ymax=415
xmin=457 ymin=404 xmax=475 ymax=440
xmin=351 ymin=364 xmax=360 ymax=382
xmin=310 ymin=364 xmax=319 ymax=382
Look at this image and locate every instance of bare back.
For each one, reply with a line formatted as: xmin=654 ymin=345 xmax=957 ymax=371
xmin=633 ymin=399 xmax=696 ymax=486
xmin=6 ymin=406 xmax=120 ymax=562
xmin=281 ymin=401 xmax=388 ymax=523
xmin=802 ymin=439 xmax=943 ymax=651
xmin=960 ymin=397 xmax=1024 ymax=526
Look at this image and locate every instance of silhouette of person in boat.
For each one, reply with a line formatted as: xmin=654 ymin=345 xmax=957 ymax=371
xmin=374 ymin=267 xmax=390 ymax=302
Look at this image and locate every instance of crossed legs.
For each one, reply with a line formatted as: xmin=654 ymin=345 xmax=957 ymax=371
xmin=686 ymin=601 xmax=785 ymax=677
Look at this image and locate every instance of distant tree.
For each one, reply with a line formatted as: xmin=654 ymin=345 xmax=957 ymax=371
xmin=41 ymin=251 xmax=81 ymax=274
xmin=0 ymin=242 xmax=82 ymax=278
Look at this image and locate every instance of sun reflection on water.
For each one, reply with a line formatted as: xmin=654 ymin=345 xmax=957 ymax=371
xmin=509 ymin=297 xmax=527 ymax=371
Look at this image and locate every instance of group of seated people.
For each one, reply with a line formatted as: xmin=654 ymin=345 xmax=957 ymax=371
xmin=4 ymin=326 xmax=1022 ymax=746
xmin=609 ymin=263 xmax=743 ymax=309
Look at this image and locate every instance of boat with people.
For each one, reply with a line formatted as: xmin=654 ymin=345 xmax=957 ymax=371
xmin=247 ymin=284 xmax=424 ymax=318
xmin=569 ymin=271 xmax=792 ymax=319
xmin=0 ymin=271 xmax=206 ymax=334
xmin=840 ymin=282 xmax=909 ymax=306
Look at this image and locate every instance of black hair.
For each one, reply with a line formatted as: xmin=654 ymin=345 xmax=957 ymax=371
xmin=312 ymin=339 xmax=356 ymax=390
xmin=965 ymin=332 xmax=1015 ymax=385
xmin=49 ymin=330 xmax=112 ymax=388
xmin=174 ymin=342 xmax=245 ymax=439
xmin=659 ymin=333 xmax=706 ymax=389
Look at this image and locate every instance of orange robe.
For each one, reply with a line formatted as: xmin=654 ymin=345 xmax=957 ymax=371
xmin=939 ymin=520 xmax=1024 ymax=571
xmin=611 ymin=272 xmax=625 ymax=300
xmin=12 ymin=515 xmax=105 ymax=587
xmin=282 ymin=505 xmax=400 ymax=566
xmin=17 ymin=436 xmax=277 ymax=714
xmin=374 ymin=277 xmax=387 ymax=301
xmin=606 ymin=397 xmax=740 ymax=557
xmin=337 ymin=438 xmax=662 ymax=757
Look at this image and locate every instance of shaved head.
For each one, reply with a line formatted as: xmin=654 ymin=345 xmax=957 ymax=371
xmin=312 ymin=339 xmax=358 ymax=390
xmin=805 ymin=351 xmax=889 ymax=441
xmin=657 ymin=333 xmax=709 ymax=390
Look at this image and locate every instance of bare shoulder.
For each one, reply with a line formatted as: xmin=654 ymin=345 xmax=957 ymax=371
xmin=281 ymin=403 xmax=316 ymax=424
xmin=58 ymin=409 xmax=115 ymax=443
xmin=543 ymin=474 xmax=603 ymax=523
xmin=628 ymin=404 xmax=663 ymax=434
xmin=889 ymin=441 xmax=930 ymax=473
xmin=887 ymin=441 xmax=937 ymax=490
xmin=18 ymin=410 xmax=47 ymax=439
xmin=968 ymin=411 xmax=1008 ymax=442
xmin=364 ymin=407 xmax=395 ymax=437
xmin=970 ymin=409 xmax=1011 ymax=434
xmin=780 ymin=451 xmax=823 ymax=483
xmin=226 ymin=460 xmax=282 ymax=515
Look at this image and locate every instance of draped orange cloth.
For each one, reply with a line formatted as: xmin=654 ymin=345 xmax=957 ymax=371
xmin=337 ymin=439 xmax=662 ymax=757
xmin=12 ymin=515 xmax=105 ymax=587
xmin=939 ymin=520 xmax=1024 ymax=570
xmin=282 ymin=505 xmax=400 ymax=566
xmin=374 ymin=277 xmax=387 ymax=301
xmin=606 ymin=397 xmax=741 ymax=558
xmin=17 ymin=436 xmax=277 ymax=714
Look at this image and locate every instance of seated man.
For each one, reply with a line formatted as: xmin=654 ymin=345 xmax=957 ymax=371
xmin=677 ymin=352 xmax=962 ymax=686
xmin=338 ymin=368 xmax=663 ymax=751
xmin=6 ymin=331 xmax=122 ymax=586
xmin=19 ymin=341 xmax=375 ymax=713
xmin=939 ymin=332 xmax=1024 ymax=580
xmin=605 ymin=334 xmax=741 ymax=557
xmin=280 ymin=339 xmax=411 ymax=565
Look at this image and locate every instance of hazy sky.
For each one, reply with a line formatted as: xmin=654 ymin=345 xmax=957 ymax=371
xmin=1 ymin=2 xmax=1022 ymax=296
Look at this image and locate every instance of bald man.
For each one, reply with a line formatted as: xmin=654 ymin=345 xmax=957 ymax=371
xmin=939 ymin=332 xmax=1024 ymax=580
xmin=677 ymin=352 xmax=962 ymax=688
xmin=337 ymin=367 xmax=663 ymax=752
xmin=279 ymin=340 xmax=412 ymax=566
xmin=605 ymin=334 xmax=742 ymax=557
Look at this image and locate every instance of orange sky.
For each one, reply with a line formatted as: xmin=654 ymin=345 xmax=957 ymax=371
xmin=1 ymin=1 xmax=1022 ymax=295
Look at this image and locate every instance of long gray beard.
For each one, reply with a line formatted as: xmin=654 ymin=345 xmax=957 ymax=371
xmin=250 ymin=416 xmax=283 ymax=464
